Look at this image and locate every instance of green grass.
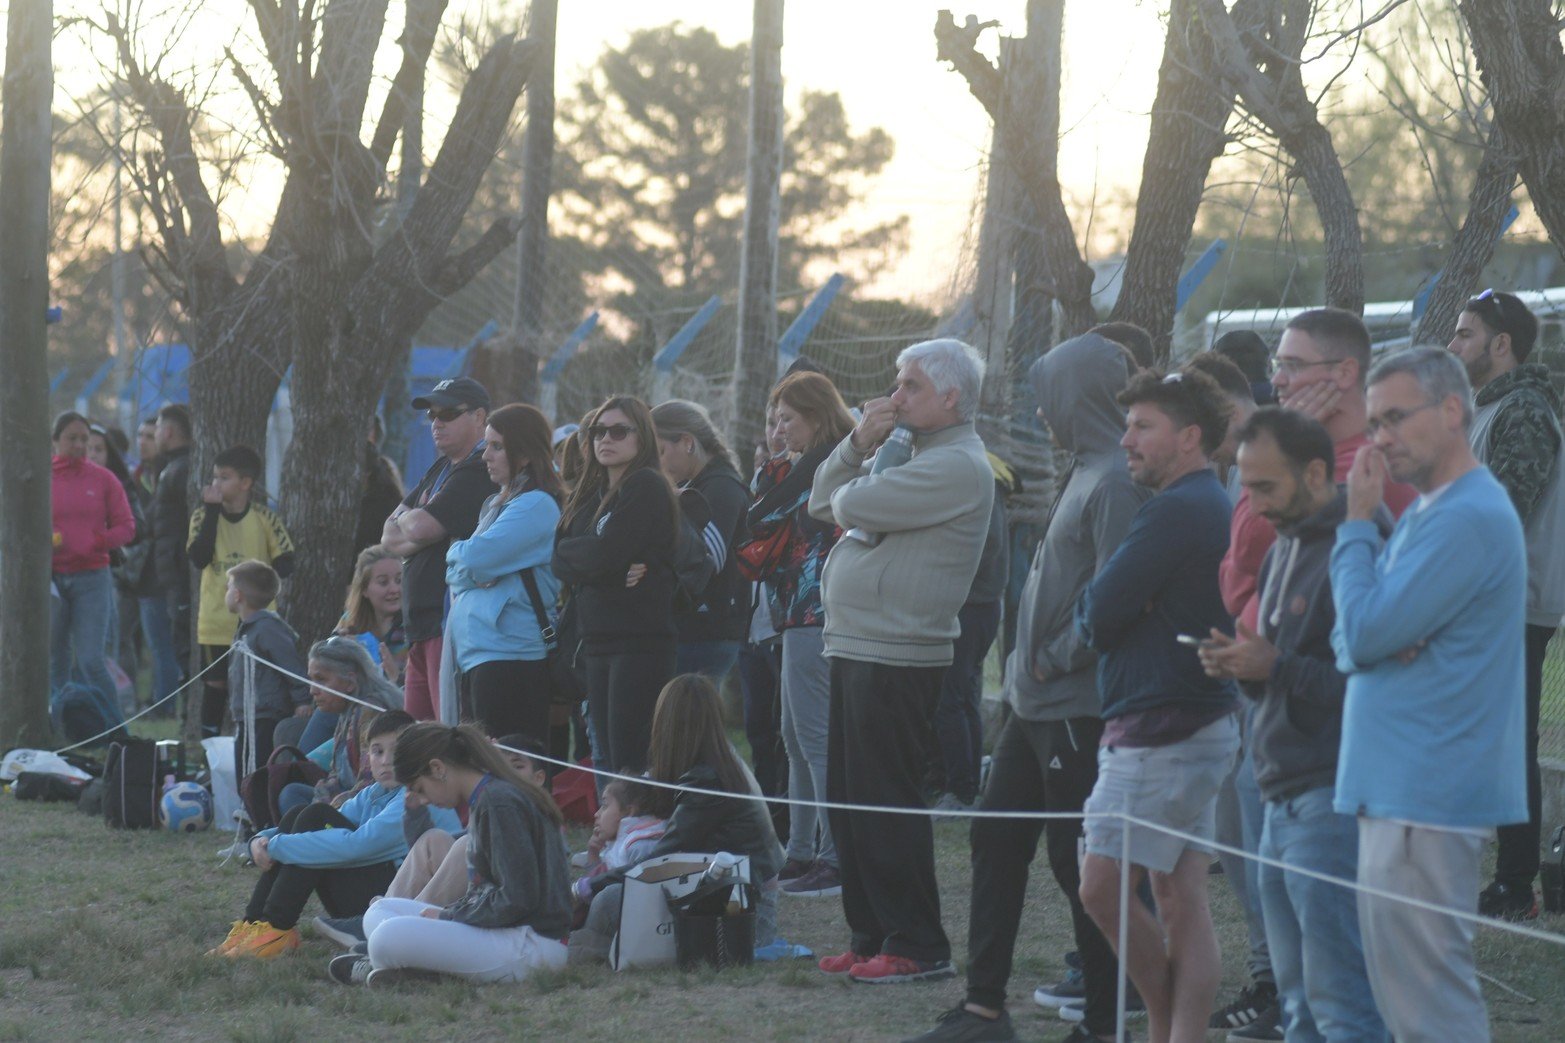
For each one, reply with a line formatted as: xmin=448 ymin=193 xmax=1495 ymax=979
xmin=4 ymin=795 xmax=1565 ymax=1041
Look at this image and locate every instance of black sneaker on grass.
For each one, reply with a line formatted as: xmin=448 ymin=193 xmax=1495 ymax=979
xmin=1058 ymin=987 xmax=1145 ymax=1023
xmin=1228 ymin=1001 xmax=1283 ymax=1041
xmin=327 ymin=953 xmax=372 ymax=986
xmin=1033 ymin=968 xmax=1085 ymax=1008
xmin=1210 ymin=981 xmax=1277 ymax=1030
xmin=1478 ymin=880 xmax=1538 ymax=921
xmin=901 ymin=1007 xmax=1016 ymax=1042
xmin=313 ymin=914 xmax=365 ymax=948
xmin=1058 ymin=1025 xmax=1120 ymax=1043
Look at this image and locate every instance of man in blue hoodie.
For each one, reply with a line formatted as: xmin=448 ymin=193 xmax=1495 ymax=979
xmin=1075 ymin=369 xmax=1239 ymax=1043
xmin=1331 ymin=347 xmax=1526 ymax=1043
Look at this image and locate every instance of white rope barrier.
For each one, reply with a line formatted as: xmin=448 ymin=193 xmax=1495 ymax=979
xmin=230 ymin=644 xmax=1565 ymax=960
xmin=52 ymin=648 xmax=234 ymax=755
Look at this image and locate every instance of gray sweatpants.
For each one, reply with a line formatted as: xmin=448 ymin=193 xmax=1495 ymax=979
xmin=1356 ymin=817 xmax=1490 ymax=1043
xmin=780 ymin=626 xmax=836 ymax=867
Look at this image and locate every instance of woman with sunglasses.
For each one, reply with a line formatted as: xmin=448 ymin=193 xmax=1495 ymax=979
xmin=553 ymin=395 xmax=679 ymax=776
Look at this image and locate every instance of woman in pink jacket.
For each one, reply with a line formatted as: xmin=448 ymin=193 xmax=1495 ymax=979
xmin=51 ymin=412 xmax=136 ymax=704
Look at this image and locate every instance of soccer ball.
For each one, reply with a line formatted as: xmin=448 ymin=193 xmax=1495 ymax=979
xmin=160 ymin=781 xmax=215 ymax=832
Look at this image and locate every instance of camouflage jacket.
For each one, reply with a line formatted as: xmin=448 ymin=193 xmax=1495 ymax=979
xmin=1475 ymin=362 xmax=1563 ymax=524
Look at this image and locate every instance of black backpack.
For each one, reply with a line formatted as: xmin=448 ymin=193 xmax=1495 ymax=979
xmin=103 ymin=739 xmax=161 ymax=829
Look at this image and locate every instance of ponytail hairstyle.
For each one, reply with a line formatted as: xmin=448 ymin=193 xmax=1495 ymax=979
xmin=651 ymin=399 xmax=738 ymax=472
xmin=393 ymin=723 xmax=563 ymax=827
xmin=647 ymin=674 xmax=749 ymax=797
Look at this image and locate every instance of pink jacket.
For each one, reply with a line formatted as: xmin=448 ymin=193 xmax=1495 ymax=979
xmin=51 ymin=454 xmax=135 ymax=574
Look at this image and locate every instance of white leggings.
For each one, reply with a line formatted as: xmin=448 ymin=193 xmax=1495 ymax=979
xmin=364 ymin=897 xmax=568 ymax=983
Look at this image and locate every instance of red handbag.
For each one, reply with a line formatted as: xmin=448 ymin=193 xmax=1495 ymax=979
xmin=736 ymin=522 xmax=792 ymax=582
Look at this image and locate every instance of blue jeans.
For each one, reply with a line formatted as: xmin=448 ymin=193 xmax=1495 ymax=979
xmin=51 ymin=569 xmax=117 ymax=704
xmin=138 ymin=595 xmax=183 ymax=706
xmin=676 ymin=640 xmax=741 ymax=686
xmin=1258 ymin=788 xmax=1387 ymax=1043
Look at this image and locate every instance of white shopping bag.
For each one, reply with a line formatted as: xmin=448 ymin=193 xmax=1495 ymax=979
xmin=201 ymin=736 xmax=243 ymax=826
xmin=609 ymin=852 xmax=751 ymax=971
xmin=0 ymin=748 xmax=92 ymax=784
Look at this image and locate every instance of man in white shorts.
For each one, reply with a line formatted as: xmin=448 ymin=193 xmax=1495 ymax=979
xmin=1075 ymin=369 xmax=1241 ymax=1043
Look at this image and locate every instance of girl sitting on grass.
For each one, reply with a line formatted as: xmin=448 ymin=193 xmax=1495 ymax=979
xmin=208 ymin=711 xmax=458 ymax=959
xmin=569 ymin=673 xmax=787 ymax=963
xmin=329 ymin=723 xmax=571 ymax=986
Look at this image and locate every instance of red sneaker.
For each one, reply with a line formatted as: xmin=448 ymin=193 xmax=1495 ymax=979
xmin=848 ymin=952 xmax=956 ymax=984
xmin=818 ymin=950 xmax=872 ymax=975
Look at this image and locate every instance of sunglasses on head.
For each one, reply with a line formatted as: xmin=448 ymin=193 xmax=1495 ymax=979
xmin=426 ymin=406 xmax=470 ymax=423
xmin=590 ymin=423 xmax=635 ymax=443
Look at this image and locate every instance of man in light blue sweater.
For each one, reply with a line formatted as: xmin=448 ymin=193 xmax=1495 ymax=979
xmin=1330 ymin=347 xmax=1527 ymax=1043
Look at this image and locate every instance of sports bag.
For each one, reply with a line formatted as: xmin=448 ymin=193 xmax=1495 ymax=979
xmin=239 ymin=745 xmax=326 ymax=831
xmin=103 ymin=738 xmax=161 ymax=829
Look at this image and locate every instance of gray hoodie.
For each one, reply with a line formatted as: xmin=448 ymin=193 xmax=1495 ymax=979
xmin=1003 ymin=334 xmax=1149 ymax=721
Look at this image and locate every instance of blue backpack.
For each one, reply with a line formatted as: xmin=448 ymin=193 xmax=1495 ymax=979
xmin=50 ymin=682 xmax=129 ymax=747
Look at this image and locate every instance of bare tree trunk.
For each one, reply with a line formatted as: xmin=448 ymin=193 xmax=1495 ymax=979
xmin=511 ymin=0 xmax=558 ymax=410
xmin=1459 ymin=0 xmax=1565 ymax=264
xmin=972 ymin=116 xmax=1019 ymax=446
xmin=1110 ymin=0 xmax=1236 ymax=360
xmin=1413 ymin=123 xmax=1517 ymax=346
xmin=0 ymin=0 xmax=54 ymax=750
xmin=382 ymin=24 xmax=427 ymax=471
xmin=731 ymin=0 xmax=784 ymax=455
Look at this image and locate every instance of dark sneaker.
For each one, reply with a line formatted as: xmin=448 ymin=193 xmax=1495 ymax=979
xmin=1058 ymin=987 xmax=1145 ymax=1022
xmin=901 ymin=1007 xmax=1016 ymax=1042
xmin=778 ymin=857 xmax=813 ymax=883
xmin=1058 ymin=1026 xmax=1119 ymax=1043
xmin=1228 ymin=1001 xmax=1283 ymax=1041
xmin=1478 ymin=880 xmax=1539 ymax=921
xmin=313 ymin=914 xmax=365 ymax=948
xmin=327 ymin=953 xmax=372 ymax=986
xmin=1033 ymin=968 xmax=1085 ymax=1008
xmin=849 ymin=953 xmax=957 ymax=984
xmin=1064 ymin=950 xmax=1082 ymax=972
xmin=782 ymin=862 xmax=842 ymax=897
xmin=366 ymin=967 xmax=445 ymax=987
xmin=1210 ymin=981 xmax=1278 ymax=1030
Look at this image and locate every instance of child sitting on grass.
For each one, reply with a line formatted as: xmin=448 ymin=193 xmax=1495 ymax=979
xmin=329 ymin=723 xmax=571 ymax=986
xmin=572 ymin=778 xmax=667 ymax=904
xmin=223 ymin=560 xmax=309 ymax=789
xmin=207 ymin=711 xmax=459 ymax=959
xmin=568 ymin=673 xmax=787 ymax=964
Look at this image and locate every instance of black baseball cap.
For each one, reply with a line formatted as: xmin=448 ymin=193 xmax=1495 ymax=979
xmin=411 ymin=377 xmax=490 ymax=411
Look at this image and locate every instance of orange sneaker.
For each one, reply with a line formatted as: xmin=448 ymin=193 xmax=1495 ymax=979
xmin=818 ymin=950 xmax=873 ymax=976
xmin=206 ymin=920 xmax=260 ymax=957
xmin=226 ymin=921 xmax=302 ymax=959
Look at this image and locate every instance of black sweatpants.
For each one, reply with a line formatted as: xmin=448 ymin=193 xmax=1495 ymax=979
xmin=462 ymin=657 xmax=552 ymax=747
xmin=966 ymin=713 xmax=1121 ymax=1035
xmin=585 ymin=644 xmax=676 ymax=774
xmin=826 ymin=655 xmax=950 ymax=963
xmin=1495 ymin=624 xmax=1558 ymax=888
xmin=243 ymin=802 xmax=396 ymax=929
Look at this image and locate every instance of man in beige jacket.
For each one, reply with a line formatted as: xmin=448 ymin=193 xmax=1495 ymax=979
xmin=808 ymin=338 xmax=995 ymax=985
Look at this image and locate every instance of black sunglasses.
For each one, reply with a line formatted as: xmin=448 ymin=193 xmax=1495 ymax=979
xmin=426 ymin=406 xmax=471 ymax=423
xmin=589 ymin=423 xmax=635 ymax=442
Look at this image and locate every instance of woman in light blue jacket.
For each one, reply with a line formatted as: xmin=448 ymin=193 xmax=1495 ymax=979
xmin=445 ymin=403 xmax=563 ymax=745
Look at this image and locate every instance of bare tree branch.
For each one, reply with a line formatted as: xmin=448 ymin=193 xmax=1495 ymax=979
xmin=370 ymin=0 xmax=450 ymax=170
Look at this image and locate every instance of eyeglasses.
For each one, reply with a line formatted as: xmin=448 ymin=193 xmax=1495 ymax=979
xmin=1366 ymin=401 xmax=1439 ymax=436
xmin=426 ymin=406 xmax=470 ymax=423
xmin=590 ymin=423 xmax=635 ymax=443
xmin=1271 ymin=356 xmax=1340 ymax=377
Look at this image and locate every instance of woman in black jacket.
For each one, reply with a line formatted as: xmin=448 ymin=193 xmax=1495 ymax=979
xmin=650 ymin=400 xmax=750 ymax=682
xmin=552 ymin=395 xmax=678 ymax=776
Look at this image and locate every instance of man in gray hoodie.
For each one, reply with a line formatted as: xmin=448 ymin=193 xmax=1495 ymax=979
xmin=907 ymin=333 xmax=1146 ymax=1043
xmin=1198 ymin=408 xmax=1389 ymax=1043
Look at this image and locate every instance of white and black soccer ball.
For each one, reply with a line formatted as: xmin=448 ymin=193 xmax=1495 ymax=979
xmin=160 ymin=781 xmax=214 ymax=832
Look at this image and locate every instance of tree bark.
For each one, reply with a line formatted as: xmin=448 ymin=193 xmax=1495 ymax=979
xmin=1413 ymin=123 xmax=1517 ymax=347
xmin=1459 ymin=0 xmax=1565 ymax=265
xmin=0 ymin=0 xmax=55 ymax=750
xmin=509 ymin=0 xmax=558 ymax=411
xmin=1110 ymin=0 xmax=1237 ymax=360
xmin=731 ymin=0 xmax=785 ymax=457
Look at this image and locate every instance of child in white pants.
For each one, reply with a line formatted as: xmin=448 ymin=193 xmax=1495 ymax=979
xmin=363 ymin=897 xmax=567 ymax=982
xmin=328 ymin=723 xmax=572 ymax=987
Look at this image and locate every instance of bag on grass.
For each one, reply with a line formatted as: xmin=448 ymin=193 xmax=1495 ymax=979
xmin=609 ymin=852 xmax=751 ymax=971
xmin=14 ymin=770 xmax=88 ymax=803
xmin=670 ymin=877 xmax=757 ymax=971
xmin=201 ymin=736 xmax=243 ymax=827
xmin=1 ymin=748 xmax=94 ymax=784
xmin=103 ymin=738 xmax=161 ymax=829
xmin=239 ymin=745 xmax=325 ymax=831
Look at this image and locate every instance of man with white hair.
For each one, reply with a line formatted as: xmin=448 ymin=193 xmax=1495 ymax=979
xmin=808 ymin=339 xmax=996 ymax=984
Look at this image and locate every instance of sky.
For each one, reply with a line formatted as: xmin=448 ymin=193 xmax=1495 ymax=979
xmin=40 ymin=0 xmax=1171 ymax=300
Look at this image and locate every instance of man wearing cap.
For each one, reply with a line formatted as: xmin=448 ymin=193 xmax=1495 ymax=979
xmin=381 ymin=377 xmax=497 ymax=720
xmin=1448 ymin=290 xmax=1565 ymax=920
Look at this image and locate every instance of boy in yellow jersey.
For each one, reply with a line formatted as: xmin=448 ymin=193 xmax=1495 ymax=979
xmin=188 ymin=445 xmax=295 ymax=737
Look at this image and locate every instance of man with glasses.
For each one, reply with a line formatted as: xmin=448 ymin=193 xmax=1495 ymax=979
xmin=381 ymin=377 xmax=497 ymax=720
xmin=1448 ymin=290 xmax=1565 ymax=920
xmin=1332 ymin=347 xmax=1526 ymax=1043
